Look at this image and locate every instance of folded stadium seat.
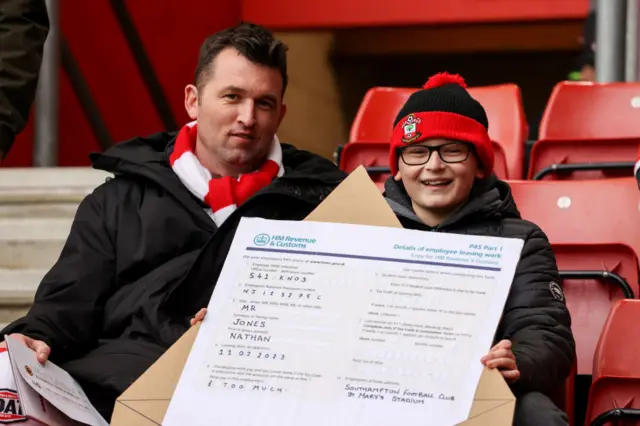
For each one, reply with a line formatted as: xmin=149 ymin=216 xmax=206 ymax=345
xmin=508 ymin=178 xmax=640 ymax=377
xmin=338 ymin=142 xmax=391 ymax=188
xmin=528 ymin=81 xmax=640 ymax=181
xmin=586 ymin=299 xmax=640 ymax=426
xmin=338 ymin=84 xmax=528 ymax=182
xmin=348 ymin=87 xmax=414 ymax=143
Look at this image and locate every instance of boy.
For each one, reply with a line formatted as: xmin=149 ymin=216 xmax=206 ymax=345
xmin=384 ymin=72 xmax=575 ymax=426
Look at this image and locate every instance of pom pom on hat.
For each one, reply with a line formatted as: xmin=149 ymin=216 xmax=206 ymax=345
xmin=422 ymin=72 xmax=467 ymax=90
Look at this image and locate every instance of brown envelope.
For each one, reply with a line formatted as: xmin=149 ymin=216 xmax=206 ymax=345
xmin=111 ymin=166 xmax=515 ymax=425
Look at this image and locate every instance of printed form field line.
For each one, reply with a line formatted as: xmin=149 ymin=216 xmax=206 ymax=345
xmin=245 ymin=247 xmax=501 ymax=272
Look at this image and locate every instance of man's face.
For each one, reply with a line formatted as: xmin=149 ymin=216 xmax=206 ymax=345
xmin=185 ymin=47 xmax=286 ymax=175
xmin=397 ymin=139 xmax=484 ymax=223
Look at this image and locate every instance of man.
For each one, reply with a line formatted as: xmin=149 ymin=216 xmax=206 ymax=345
xmin=0 ymin=22 xmax=346 ymax=420
xmin=0 ymin=0 xmax=49 ymax=161
xmin=384 ymin=72 xmax=575 ymax=425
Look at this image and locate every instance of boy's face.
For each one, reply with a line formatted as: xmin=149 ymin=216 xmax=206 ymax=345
xmin=396 ymin=138 xmax=484 ymax=223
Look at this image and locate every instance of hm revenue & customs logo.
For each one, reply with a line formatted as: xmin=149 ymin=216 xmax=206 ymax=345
xmin=253 ymin=234 xmax=270 ymax=246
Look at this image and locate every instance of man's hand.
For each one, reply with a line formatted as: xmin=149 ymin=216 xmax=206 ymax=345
xmin=480 ymin=339 xmax=520 ymax=383
xmin=0 ymin=333 xmax=51 ymax=364
xmin=190 ymin=308 xmax=207 ymax=326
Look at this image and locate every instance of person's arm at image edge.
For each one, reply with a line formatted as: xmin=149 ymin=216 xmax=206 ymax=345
xmin=0 ymin=0 xmax=50 ymax=160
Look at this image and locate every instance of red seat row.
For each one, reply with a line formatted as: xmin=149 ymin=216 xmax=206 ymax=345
xmin=509 ymin=178 xmax=640 ymax=425
xmin=343 ymin=84 xmax=526 ymax=181
xmin=532 ymin=82 xmax=640 ymax=181
xmin=510 ymin=178 xmax=640 ymax=377
xmin=338 ymin=81 xmax=640 ymax=186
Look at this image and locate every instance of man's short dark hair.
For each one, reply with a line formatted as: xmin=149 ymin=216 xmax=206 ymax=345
xmin=194 ymin=22 xmax=288 ymax=96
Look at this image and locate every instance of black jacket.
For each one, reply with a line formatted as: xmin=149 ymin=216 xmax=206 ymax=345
xmin=1 ymin=132 xmax=346 ymax=418
xmin=0 ymin=0 xmax=49 ymax=158
xmin=384 ymin=175 xmax=575 ymax=397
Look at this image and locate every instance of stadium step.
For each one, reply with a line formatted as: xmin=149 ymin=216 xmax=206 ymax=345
xmin=0 ymin=167 xmax=110 ymax=217
xmin=0 ymin=268 xmax=46 ymax=329
xmin=0 ymin=167 xmax=110 ymax=328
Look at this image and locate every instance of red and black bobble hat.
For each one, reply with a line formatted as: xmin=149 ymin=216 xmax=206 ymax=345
xmin=388 ymin=72 xmax=494 ymax=176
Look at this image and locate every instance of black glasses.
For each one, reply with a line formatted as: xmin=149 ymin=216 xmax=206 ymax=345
xmin=399 ymin=142 xmax=472 ymax=166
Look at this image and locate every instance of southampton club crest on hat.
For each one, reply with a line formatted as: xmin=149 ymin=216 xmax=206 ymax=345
xmin=401 ymin=114 xmax=422 ymax=143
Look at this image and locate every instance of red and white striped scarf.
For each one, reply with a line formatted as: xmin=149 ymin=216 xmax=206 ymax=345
xmin=169 ymin=121 xmax=284 ymax=226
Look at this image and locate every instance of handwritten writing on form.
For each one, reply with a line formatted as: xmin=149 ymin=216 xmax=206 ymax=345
xmin=164 ymin=218 xmax=523 ymax=426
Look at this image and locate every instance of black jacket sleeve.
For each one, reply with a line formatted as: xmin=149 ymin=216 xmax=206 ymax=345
xmin=498 ymin=226 xmax=576 ymax=396
xmin=1 ymin=192 xmax=116 ymax=364
xmin=0 ymin=0 xmax=49 ymax=158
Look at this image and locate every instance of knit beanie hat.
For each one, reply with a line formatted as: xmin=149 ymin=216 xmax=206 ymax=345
xmin=389 ymin=72 xmax=494 ymax=176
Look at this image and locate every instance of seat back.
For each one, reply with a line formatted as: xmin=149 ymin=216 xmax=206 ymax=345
xmin=470 ymin=84 xmax=527 ymax=179
xmin=529 ymin=82 xmax=640 ymax=180
xmin=349 ymin=87 xmax=414 ymax=143
xmin=338 ymin=142 xmax=391 ymax=187
xmin=348 ymin=84 xmax=527 ymax=179
xmin=508 ymin=178 xmax=640 ymax=375
xmin=554 ymin=244 xmax=638 ymax=376
xmin=586 ymin=299 xmax=640 ymax=425
xmin=508 ymin=178 xmax=640 ymax=252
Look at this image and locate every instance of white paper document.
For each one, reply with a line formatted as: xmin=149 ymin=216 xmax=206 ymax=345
xmin=4 ymin=336 xmax=109 ymax=426
xmin=164 ymin=218 xmax=524 ymax=426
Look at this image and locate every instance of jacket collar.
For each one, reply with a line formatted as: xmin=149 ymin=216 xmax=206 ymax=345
xmin=383 ymin=174 xmax=521 ymax=230
xmin=90 ymin=131 xmax=346 ymax=207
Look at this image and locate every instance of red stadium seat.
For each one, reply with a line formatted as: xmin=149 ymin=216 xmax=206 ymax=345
xmin=586 ymin=299 xmax=640 ymax=425
xmin=528 ymin=82 xmax=640 ymax=181
xmin=343 ymin=84 xmax=527 ymax=180
xmin=349 ymin=87 xmax=414 ymax=143
xmin=469 ymin=84 xmax=528 ymax=180
xmin=508 ymin=178 xmax=640 ymax=376
xmin=339 ymin=142 xmax=391 ymax=187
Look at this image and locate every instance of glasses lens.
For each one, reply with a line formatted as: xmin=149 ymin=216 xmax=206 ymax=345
xmin=401 ymin=146 xmax=431 ymax=165
xmin=439 ymin=143 xmax=470 ymax=163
